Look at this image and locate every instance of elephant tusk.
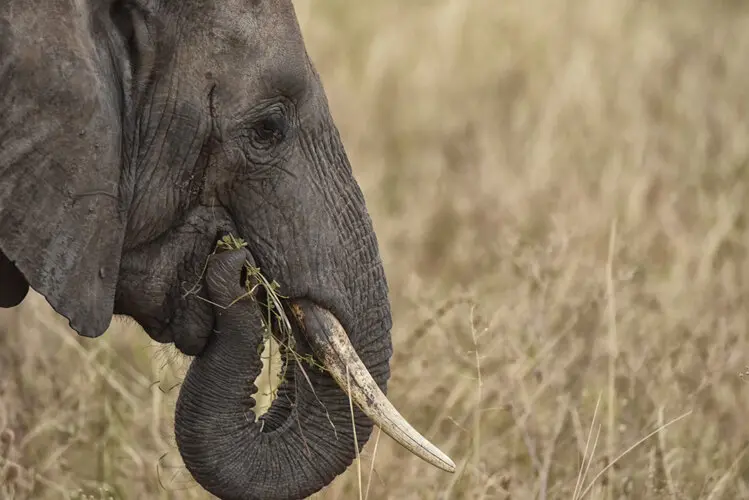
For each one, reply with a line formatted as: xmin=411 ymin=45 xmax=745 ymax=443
xmin=289 ymin=300 xmax=456 ymax=474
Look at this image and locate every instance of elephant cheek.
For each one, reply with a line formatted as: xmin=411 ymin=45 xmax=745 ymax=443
xmin=115 ymin=257 xmax=176 ymax=341
xmin=115 ymin=208 xmax=234 ymax=351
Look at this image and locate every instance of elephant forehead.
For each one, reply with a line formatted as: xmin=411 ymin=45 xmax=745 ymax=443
xmin=179 ymin=0 xmax=311 ymax=102
xmin=182 ymin=0 xmax=305 ymax=67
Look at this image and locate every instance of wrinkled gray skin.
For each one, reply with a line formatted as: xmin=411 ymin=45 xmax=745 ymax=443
xmin=0 ymin=1 xmax=393 ymax=499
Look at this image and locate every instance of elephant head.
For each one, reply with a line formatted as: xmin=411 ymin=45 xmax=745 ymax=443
xmin=0 ymin=1 xmax=454 ymax=499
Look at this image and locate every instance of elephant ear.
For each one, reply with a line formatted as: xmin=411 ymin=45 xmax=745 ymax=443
xmin=0 ymin=2 xmax=126 ymax=337
xmin=0 ymin=250 xmax=29 ymax=308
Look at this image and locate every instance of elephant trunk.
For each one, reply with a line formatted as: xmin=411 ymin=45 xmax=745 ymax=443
xmin=175 ymin=249 xmax=453 ymax=500
xmin=174 ymin=250 xmax=370 ymax=500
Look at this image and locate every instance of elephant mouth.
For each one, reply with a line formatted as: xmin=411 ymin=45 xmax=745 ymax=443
xmin=232 ymin=251 xmax=456 ymax=474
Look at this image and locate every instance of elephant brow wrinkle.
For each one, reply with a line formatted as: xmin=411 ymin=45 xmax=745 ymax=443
xmin=73 ymin=190 xmax=118 ymax=201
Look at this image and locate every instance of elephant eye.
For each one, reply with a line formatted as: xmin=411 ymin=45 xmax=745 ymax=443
xmin=251 ymin=113 xmax=288 ymax=150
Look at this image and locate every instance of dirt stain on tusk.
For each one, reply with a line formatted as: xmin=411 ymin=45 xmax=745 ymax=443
xmin=290 ymin=301 xmax=456 ymax=474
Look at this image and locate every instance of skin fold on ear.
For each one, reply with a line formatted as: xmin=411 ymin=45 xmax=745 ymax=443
xmin=0 ymin=249 xmax=29 ymax=308
xmin=0 ymin=0 xmax=127 ymax=337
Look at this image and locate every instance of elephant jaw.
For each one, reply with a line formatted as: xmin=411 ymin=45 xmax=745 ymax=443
xmin=289 ymin=300 xmax=456 ymax=474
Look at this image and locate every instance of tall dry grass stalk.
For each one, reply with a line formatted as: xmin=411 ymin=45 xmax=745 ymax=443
xmin=3 ymin=0 xmax=749 ymax=498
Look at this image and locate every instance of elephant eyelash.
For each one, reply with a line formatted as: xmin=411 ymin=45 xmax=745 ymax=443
xmin=248 ymin=111 xmax=289 ymax=151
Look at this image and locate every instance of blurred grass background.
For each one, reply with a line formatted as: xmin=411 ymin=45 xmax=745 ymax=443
xmin=3 ymin=0 xmax=749 ymax=498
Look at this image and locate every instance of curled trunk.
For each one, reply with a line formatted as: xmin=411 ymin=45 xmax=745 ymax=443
xmin=174 ymin=250 xmax=387 ymax=500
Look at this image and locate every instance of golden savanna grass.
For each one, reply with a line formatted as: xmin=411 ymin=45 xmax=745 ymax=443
xmin=3 ymin=0 xmax=749 ymax=498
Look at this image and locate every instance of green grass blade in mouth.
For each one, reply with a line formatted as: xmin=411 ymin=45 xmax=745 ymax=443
xmin=213 ymin=234 xmax=325 ymax=408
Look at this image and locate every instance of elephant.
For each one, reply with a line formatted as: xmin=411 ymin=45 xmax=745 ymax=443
xmin=0 ymin=1 xmax=454 ymax=499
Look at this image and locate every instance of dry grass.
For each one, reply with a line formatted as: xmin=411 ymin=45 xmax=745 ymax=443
xmin=3 ymin=0 xmax=749 ymax=498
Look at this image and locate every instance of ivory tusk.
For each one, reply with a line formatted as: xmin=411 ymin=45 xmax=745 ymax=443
xmin=290 ymin=301 xmax=456 ymax=474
